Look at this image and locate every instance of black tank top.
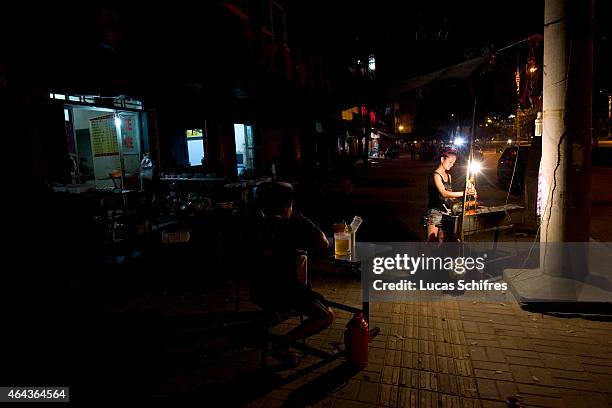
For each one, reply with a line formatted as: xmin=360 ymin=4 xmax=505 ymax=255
xmin=427 ymin=171 xmax=453 ymax=211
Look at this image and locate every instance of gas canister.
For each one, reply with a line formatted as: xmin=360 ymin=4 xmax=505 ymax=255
xmin=344 ymin=312 xmax=370 ymax=369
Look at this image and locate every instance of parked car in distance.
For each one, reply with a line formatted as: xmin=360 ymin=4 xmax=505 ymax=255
xmin=497 ymin=145 xmax=531 ymax=194
xmin=593 ymin=139 xmax=612 ymax=167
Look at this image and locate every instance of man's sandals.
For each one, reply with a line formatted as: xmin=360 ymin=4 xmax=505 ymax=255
xmin=269 ymin=340 xmax=301 ymax=369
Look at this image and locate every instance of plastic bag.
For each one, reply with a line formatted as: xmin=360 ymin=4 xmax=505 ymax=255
xmin=140 ymin=154 xmax=154 ymax=180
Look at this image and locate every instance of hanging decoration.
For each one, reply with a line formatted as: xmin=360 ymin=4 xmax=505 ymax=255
xmin=521 ymin=35 xmax=543 ymax=110
xmin=508 ymin=35 xmax=543 ymax=143
xmin=515 ymin=67 xmax=521 ymax=97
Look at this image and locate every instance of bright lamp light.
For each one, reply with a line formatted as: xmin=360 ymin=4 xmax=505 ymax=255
xmin=469 ymin=160 xmax=482 ymax=174
xmin=453 ymin=137 xmax=465 ymax=146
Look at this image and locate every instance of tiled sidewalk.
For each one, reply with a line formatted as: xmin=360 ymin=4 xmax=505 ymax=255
xmin=245 ymin=278 xmax=612 ymax=407
xmin=137 ymin=275 xmax=612 ymax=407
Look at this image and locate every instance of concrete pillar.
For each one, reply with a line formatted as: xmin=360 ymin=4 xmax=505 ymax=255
xmin=540 ymin=0 xmax=593 ymax=274
xmin=503 ymin=0 xmax=596 ymax=304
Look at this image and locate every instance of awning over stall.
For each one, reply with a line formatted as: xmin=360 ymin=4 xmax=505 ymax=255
xmin=382 ymin=56 xmax=487 ymax=99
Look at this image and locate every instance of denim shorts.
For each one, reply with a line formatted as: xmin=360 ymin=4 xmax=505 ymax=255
xmin=425 ymin=208 xmax=443 ymax=227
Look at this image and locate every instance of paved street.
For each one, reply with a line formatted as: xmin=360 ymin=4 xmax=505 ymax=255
xmin=337 ymin=151 xmax=523 ymax=242
xmin=312 ymin=151 xmax=611 ymax=243
xmin=101 ymin=153 xmax=612 ymax=406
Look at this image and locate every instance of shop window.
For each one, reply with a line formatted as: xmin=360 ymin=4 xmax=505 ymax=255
xmin=367 ymin=54 xmax=376 ymax=79
xmin=72 ymin=108 xmax=119 ymax=187
xmin=67 ymin=106 xmax=144 ymax=189
xmin=50 ymin=91 xmax=142 ymax=109
xmin=186 ymin=129 xmax=205 ymax=167
xmin=234 ymin=124 xmax=255 ymax=176
xmin=114 ymin=97 xmax=143 ymax=110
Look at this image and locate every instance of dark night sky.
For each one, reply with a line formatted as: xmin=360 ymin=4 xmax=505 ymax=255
xmin=296 ymin=0 xmax=608 ymax=89
xmin=294 ymin=0 xmax=609 ymax=121
xmin=293 ymin=0 xmax=544 ymax=77
xmin=8 ymin=1 xmax=609 ymax=101
xmin=9 ymin=1 xmax=545 ymax=76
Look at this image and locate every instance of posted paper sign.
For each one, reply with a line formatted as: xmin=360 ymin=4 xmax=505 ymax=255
xmin=90 ymin=115 xmax=119 ymax=157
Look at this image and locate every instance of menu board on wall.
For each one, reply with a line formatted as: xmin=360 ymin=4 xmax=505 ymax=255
xmin=90 ymin=115 xmax=119 ymax=157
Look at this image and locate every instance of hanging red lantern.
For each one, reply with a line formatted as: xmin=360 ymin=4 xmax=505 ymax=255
xmin=515 ymin=67 xmax=520 ymax=95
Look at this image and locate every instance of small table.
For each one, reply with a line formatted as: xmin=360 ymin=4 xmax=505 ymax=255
xmin=317 ymin=239 xmax=391 ymax=325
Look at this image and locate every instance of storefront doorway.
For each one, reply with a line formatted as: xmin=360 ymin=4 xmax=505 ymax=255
xmin=234 ymin=123 xmax=254 ymax=176
xmin=63 ymin=102 xmax=147 ymax=190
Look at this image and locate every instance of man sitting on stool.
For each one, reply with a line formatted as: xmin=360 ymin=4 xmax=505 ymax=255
xmin=251 ymin=182 xmax=334 ymax=367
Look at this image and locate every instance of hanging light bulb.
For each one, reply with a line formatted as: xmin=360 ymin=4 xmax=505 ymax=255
xmin=469 ymin=159 xmax=482 ymax=174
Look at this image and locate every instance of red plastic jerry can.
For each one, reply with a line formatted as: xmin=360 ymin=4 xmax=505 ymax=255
xmin=344 ymin=312 xmax=370 ymax=369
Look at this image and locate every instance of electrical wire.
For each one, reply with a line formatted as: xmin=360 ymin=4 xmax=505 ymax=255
xmin=502 ymin=144 xmax=520 ymax=225
xmin=488 ymin=24 xmax=573 ymax=275
xmin=493 ymin=37 xmax=533 ymax=55
xmin=457 ymin=36 xmax=536 ymax=241
xmin=512 ymin=39 xmax=573 ymax=277
xmin=504 ymin=146 xmax=520 ymax=208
